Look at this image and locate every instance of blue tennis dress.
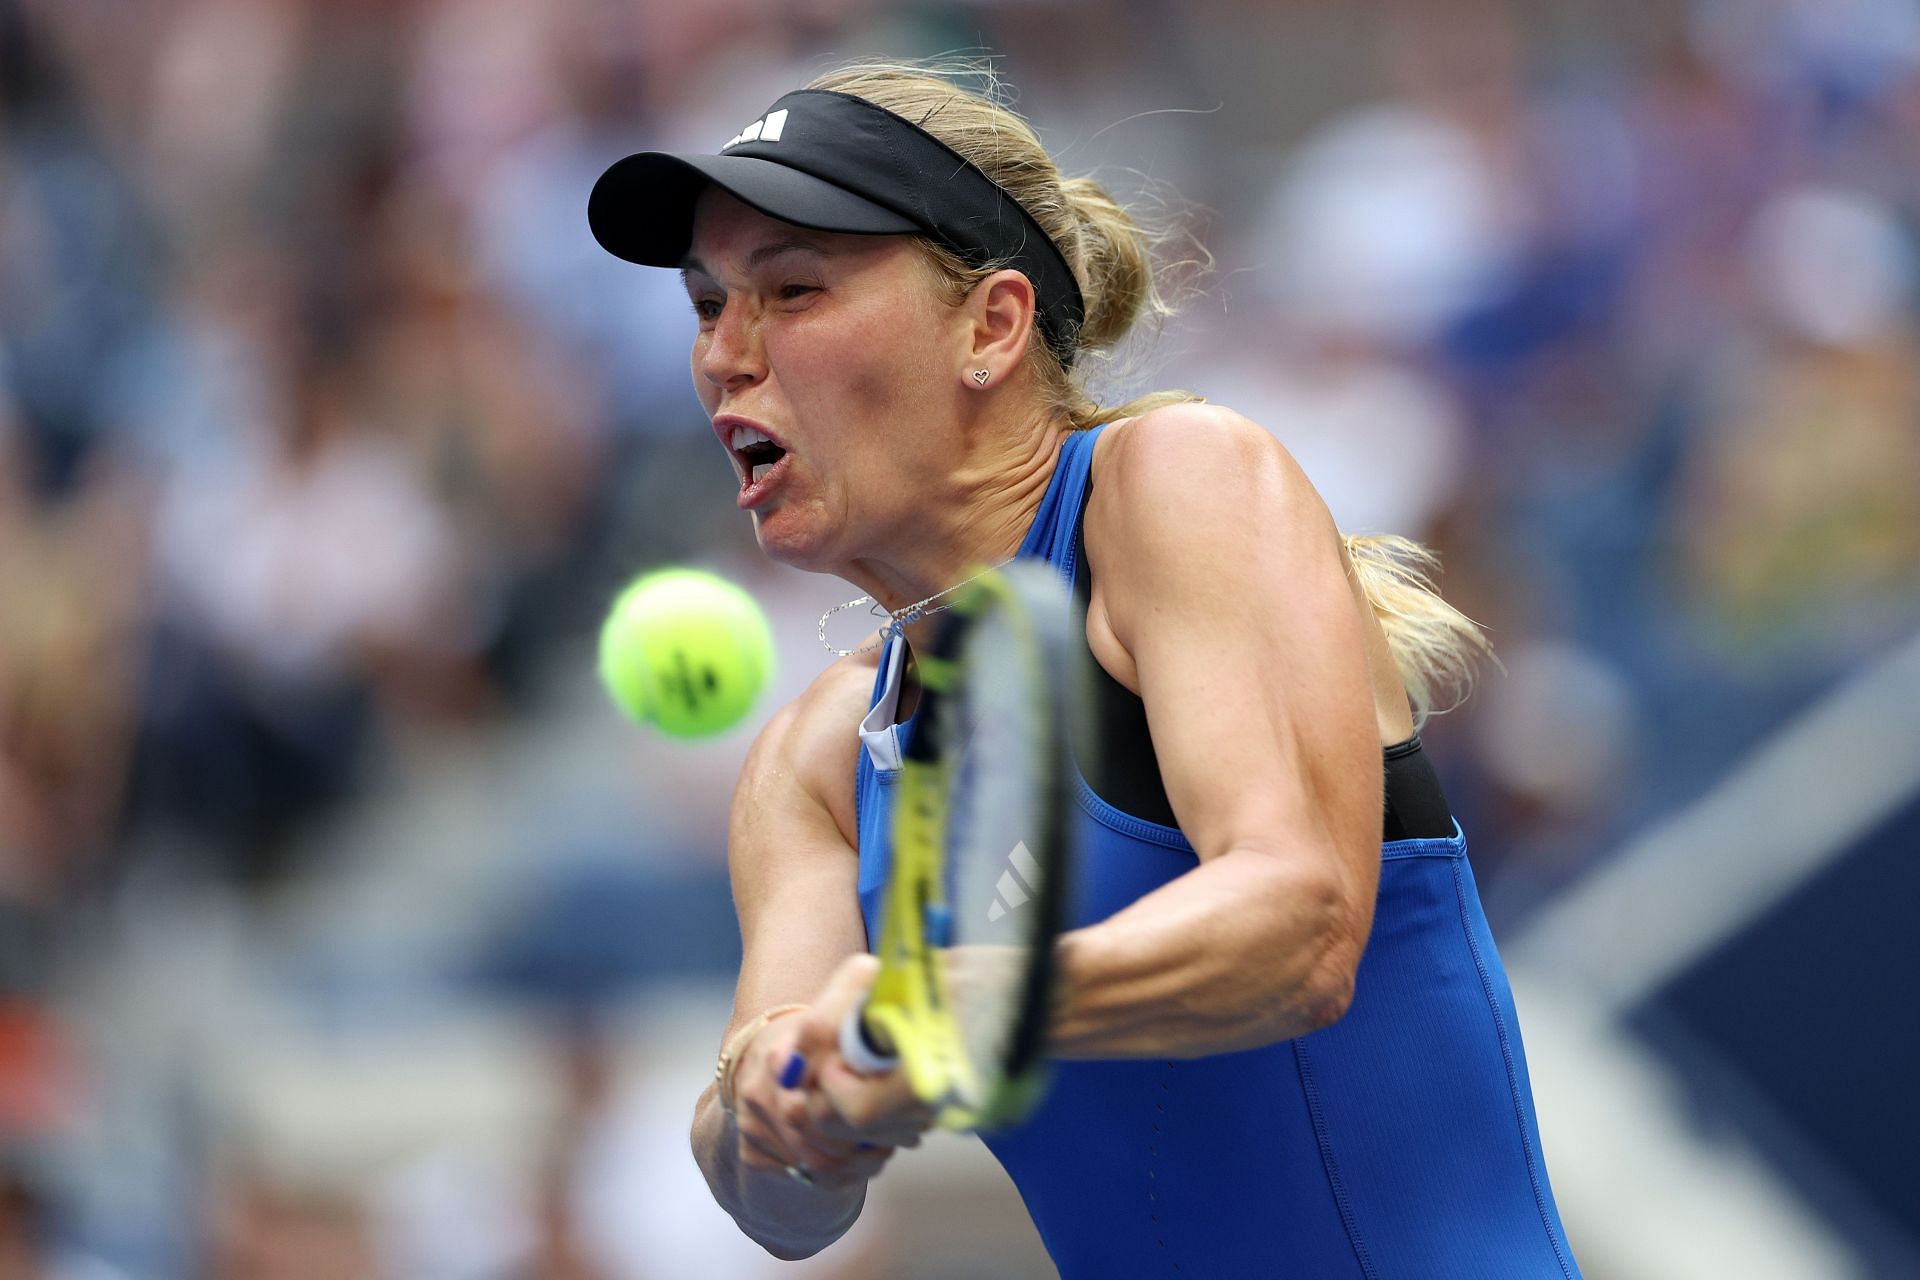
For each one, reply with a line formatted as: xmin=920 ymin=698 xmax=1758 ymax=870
xmin=854 ymin=426 xmax=1581 ymax=1278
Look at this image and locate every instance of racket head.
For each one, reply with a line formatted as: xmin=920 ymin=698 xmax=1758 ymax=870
xmin=866 ymin=558 xmax=1087 ymax=1132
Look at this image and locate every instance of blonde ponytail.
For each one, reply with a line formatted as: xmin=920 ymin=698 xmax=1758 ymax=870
xmin=1342 ymin=534 xmax=1493 ymax=726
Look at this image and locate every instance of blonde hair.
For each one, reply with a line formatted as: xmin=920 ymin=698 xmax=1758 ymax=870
xmin=808 ymin=57 xmax=1489 ymax=721
xmin=1340 ymin=534 xmax=1494 ymax=725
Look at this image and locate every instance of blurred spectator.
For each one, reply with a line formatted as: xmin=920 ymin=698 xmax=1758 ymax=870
xmin=206 ymin=1165 xmax=379 ymax=1280
xmin=1667 ymin=183 xmax=1920 ymax=666
xmin=0 ymin=451 xmax=145 ymax=898
xmin=0 ymin=1002 xmax=123 ymax=1280
xmin=132 ymin=331 xmax=466 ymax=884
xmin=0 ymin=1164 xmax=129 ymax=1280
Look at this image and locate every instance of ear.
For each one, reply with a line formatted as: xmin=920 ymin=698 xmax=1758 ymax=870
xmin=960 ymin=269 xmax=1038 ymax=387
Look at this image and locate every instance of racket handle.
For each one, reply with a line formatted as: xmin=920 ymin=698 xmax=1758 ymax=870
xmin=838 ymin=1004 xmax=900 ymax=1074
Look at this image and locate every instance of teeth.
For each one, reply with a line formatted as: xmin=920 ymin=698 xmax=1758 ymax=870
xmin=729 ymin=425 xmax=772 ymax=450
xmin=751 ymin=462 xmax=772 ymax=483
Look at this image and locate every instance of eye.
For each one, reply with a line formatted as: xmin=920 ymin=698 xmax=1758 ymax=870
xmin=778 ymin=282 xmax=818 ymax=301
xmin=690 ymin=296 xmax=723 ymax=322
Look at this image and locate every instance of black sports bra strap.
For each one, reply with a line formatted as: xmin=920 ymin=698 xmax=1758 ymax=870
xmin=1071 ymin=474 xmax=1456 ymax=842
xmin=1072 ymin=481 xmax=1181 ymax=827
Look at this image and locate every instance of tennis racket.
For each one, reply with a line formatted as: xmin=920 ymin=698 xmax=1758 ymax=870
xmin=837 ymin=558 xmax=1089 ymax=1132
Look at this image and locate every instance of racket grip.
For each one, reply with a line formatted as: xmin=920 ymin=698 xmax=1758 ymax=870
xmin=838 ymin=1004 xmax=900 ymax=1074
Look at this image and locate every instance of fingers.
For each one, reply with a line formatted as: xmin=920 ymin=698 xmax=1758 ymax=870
xmin=743 ymin=1094 xmax=849 ymax=1169
xmin=766 ymin=1060 xmax=860 ymax=1159
xmin=733 ymin=1110 xmax=799 ymax=1175
xmin=736 ymin=1121 xmax=889 ymax=1191
xmin=775 ymin=1141 xmax=895 ymax=1190
xmin=732 ymin=1028 xmax=890 ymax=1189
xmin=813 ymin=1054 xmax=937 ymax=1147
xmin=735 ymin=1037 xmax=844 ymax=1168
xmin=788 ymin=955 xmax=937 ymax=1146
xmin=735 ymin=1057 xmax=897 ymax=1190
xmin=727 ymin=953 xmax=936 ymax=1189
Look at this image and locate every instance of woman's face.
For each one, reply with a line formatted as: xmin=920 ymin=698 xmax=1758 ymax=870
xmin=681 ymin=188 xmax=965 ymax=571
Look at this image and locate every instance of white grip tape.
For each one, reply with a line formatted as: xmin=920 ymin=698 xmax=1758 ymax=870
xmin=838 ymin=1004 xmax=899 ymax=1074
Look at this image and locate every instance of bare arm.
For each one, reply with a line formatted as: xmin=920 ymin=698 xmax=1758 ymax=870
xmin=690 ymin=661 xmax=890 ymax=1259
xmin=1050 ymin=405 xmax=1385 ymax=1058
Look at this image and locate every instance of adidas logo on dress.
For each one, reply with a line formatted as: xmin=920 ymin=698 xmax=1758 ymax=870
xmin=986 ymin=841 xmax=1042 ymax=922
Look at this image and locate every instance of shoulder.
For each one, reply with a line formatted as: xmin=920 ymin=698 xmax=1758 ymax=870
xmin=1089 ymin=402 xmax=1331 ymax=556
xmin=751 ymin=647 xmax=877 ymax=778
xmin=737 ymin=647 xmax=878 ymax=847
xmin=1079 ymin=402 xmax=1346 ymax=687
xmin=1102 ymin=399 xmax=1281 ymax=455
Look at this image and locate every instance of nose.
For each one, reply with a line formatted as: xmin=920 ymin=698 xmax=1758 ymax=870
xmin=698 ymin=296 xmax=765 ymax=393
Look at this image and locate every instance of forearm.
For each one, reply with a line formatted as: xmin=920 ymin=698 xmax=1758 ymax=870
xmin=1049 ymin=847 xmax=1370 ymax=1058
xmin=691 ymin=1085 xmax=866 ymax=1259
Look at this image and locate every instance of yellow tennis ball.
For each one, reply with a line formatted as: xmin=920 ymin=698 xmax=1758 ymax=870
xmin=598 ymin=568 xmax=774 ymax=739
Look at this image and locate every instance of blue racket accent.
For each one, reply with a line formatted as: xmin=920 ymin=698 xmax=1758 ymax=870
xmin=926 ymin=903 xmax=954 ymax=948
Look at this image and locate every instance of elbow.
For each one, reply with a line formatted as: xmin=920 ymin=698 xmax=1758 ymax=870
xmin=1295 ymin=961 xmax=1358 ymax=1033
xmin=1276 ymin=863 xmax=1371 ymax=1035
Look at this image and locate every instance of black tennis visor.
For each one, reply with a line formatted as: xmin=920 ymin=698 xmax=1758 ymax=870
xmin=589 ymin=89 xmax=1086 ymax=366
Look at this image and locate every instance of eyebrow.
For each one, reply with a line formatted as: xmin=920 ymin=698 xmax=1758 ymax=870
xmin=680 ymin=237 xmax=833 ymax=283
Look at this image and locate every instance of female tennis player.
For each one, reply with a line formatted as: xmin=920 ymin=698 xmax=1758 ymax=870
xmin=591 ymin=60 xmax=1581 ymax=1278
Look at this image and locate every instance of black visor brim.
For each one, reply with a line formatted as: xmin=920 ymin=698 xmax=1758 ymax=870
xmin=588 ymin=152 xmax=922 ymax=268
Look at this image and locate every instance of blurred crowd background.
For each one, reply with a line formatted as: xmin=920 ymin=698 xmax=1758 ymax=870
xmin=2 ymin=0 xmax=1917 ymax=1276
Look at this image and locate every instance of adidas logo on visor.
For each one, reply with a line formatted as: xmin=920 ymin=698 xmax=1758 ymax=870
xmin=723 ymin=108 xmax=789 ymax=150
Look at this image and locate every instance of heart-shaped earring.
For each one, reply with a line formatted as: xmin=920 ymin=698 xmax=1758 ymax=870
xmin=972 ymin=369 xmax=990 ymax=386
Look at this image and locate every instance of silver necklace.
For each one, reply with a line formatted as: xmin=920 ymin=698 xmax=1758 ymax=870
xmin=817 ymin=558 xmax=1017 ymax=656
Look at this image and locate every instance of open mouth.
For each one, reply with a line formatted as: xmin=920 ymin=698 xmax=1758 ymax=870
xmin=727 ymin=424 xmax=789 ymax=485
